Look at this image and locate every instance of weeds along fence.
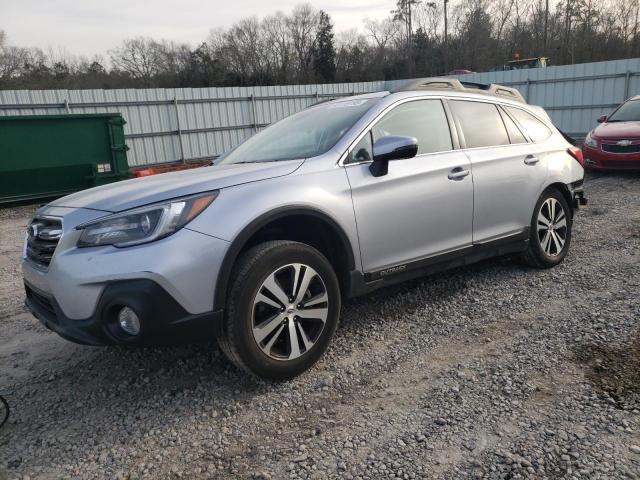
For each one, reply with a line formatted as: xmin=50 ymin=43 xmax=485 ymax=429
xmin=1 ymin=58 xmax=638 ymax=166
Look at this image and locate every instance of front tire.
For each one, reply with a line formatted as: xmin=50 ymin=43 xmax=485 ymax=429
xmin=218 ymin=240 xmax=341 ymax=380
xmin=522 ymin=188 xmax=572 ymax=268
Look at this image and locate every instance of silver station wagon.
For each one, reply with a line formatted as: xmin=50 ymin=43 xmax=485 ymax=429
xmin=23 ymin=78 xmax=587 ymax=379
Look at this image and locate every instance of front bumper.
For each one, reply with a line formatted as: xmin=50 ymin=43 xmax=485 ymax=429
xmin=583 ymin=145 xmax=640 ymax=171
xmin=22 ymin=206 xmax=231 ymax=346
xmin=22 ymin=225 xmax=229 ymax=320
xmin=25 ymin=279 xmax=223 ymax=345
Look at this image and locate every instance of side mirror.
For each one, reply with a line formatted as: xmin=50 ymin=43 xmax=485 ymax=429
xmin=597 ymin=114 xmax=607 ymax=123
xmin=370 ymin=136 xmax=418 ymax=177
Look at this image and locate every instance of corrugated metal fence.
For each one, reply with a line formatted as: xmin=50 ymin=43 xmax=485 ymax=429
xmin=1 ymin=58 xmax=638 ymax=166
xmin=0 ymin=80 xmax=402 ymax=166
xmin=452 ymin=58 xmax=640 ymax=139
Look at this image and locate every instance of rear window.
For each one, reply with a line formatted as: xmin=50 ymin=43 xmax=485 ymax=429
xmin=450 ymin=100 xmax=510 ymax=148
xmin=505 ymin=107 xmax=552 ymax=143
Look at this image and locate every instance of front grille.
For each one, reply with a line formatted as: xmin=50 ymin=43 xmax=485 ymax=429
xmin=601 ymin=143 xmax=640 ymax=154
xmin=25 ymin=284 xmax=57 ymax=320
xmin=601 ymin=160 xmax=640 ymax=169
xmin=26 ymin=217 xmax=62 ymax=268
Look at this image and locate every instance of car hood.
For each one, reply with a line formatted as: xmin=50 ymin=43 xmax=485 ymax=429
xmin=50 ymin=159 xmax=304 ymax=212
xmin=594 ymin=121 xmax=640 ymax=139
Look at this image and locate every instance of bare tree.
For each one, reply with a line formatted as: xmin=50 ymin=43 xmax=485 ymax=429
xmin=3 ymin=0 xmax=640 ymax=90
xmin=364 ymin=18 xmax=402 ymax=50
xmin=392 ymin=0 xmax=421 ymax=75
xmin=109 ymin=38 xmax=169 ymax=86
xmin=223 ymin=17 xmax=270 ymax=83
xmin=414 ymin=2 xmax=443 ymax=40
xmin=287 ymin=3 xmax=319 ymax=82
xmin=490 ymin=0 xmax=516 ymax=45
xmin=263 ymin=12 xmax=292 ymax=83
xmin=0 ymin=31 xmax=23 ymax=81
xmin=0 ymin=37 xmax=49 ymax=87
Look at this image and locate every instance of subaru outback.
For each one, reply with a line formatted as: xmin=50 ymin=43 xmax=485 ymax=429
xmin=23 ymin=78 xmax=587 ymax=380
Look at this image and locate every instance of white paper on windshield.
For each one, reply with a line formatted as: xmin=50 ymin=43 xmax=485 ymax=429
xmin=327 ymin=100 xmax=370 ymax=108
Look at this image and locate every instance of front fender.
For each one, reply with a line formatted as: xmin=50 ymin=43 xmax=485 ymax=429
xmin=186 ymin=165 xmax=361 ymax=311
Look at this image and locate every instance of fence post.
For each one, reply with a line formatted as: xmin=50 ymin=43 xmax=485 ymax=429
xmin=624 ymin=70 xmax=631 ymax=100
xmin=525 ymin=78 xmax=531 ymax=103
xmin=250 ymin=93 xmax=258 ymax=132
xmin=174 ymin=98 xmax=186 ymax=164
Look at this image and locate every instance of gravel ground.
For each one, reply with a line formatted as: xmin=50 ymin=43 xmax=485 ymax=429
xmin=1 ymin=172 xmax=639 ymax=480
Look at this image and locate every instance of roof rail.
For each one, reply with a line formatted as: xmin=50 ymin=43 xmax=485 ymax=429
xmin=390 ymin=77 xmax=526 ymax=103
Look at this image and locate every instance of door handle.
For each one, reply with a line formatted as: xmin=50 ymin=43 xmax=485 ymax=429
xmin=524 ymin=155 xmax=540 ymax=165
xmin=448 ymin=167 xmax=470 ymax=180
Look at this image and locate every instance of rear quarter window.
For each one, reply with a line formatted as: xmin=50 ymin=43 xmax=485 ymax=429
xmin=499 ymin=107 xmax=527 ymax=144
xmin=505 ymin=106 xmax=553 ymax=143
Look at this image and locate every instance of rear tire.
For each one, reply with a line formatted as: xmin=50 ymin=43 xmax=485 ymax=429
xmin=522 ymin=188 xmax=572 ymax=268
xmin=218 ymin=240 xmax=341 ymax=380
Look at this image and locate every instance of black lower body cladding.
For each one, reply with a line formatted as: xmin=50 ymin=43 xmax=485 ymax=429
xmin=25 ymin=279 xmax=223 ymax=346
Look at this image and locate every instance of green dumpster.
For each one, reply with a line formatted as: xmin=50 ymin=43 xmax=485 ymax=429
xmin=0 ymin=113 xmax=130 ymax=204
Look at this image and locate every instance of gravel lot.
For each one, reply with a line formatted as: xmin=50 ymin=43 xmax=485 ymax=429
xmin=1 ymin=172 xmax=639 ymax=480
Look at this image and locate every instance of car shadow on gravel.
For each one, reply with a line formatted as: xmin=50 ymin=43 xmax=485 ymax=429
xmin=573 ymin=337 xmax=640 ymax=409
xmin=24 ymin=255 xmax=524 ymax=409
xmin=33 ymin=339 xmax=267 ymax=404
xmin=5 ymin=251 xmax=551 ymax=433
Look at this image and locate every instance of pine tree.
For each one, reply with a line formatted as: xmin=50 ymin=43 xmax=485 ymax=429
xmin=392 ymin=0 xmax=421 ymax=76
xmin=313 ymin=11 xmax=337 ymax=82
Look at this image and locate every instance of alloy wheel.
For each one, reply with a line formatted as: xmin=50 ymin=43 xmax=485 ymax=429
xmin=537 ymin=197 xmax=567 ymax=257
xmin=251 ymin=263 xmax=329 ymax=361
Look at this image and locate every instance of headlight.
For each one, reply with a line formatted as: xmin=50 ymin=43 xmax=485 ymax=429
xmin=584 ymin=131 xmax=598 ymax=148
xmin=76 ymin=192 xmax=217 ymax=248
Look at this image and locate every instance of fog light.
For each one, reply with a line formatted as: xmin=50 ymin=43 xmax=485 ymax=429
xmin=118 ymin=306 xmax=141 ymax=335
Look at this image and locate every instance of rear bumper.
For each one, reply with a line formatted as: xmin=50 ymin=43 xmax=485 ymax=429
xmin=568 ymin=180 xmax=588 ymax=209
xmin=25 ymin=279 xmax=223 ymax=346
xmin=583 ymin=145 xmax=640 ymax=170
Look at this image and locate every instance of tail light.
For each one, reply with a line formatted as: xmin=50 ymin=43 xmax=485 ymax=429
xmin=567 ymin=146 xmax=584 ymax=167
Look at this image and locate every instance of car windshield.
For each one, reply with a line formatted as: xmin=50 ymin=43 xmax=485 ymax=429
xmin=608 ymin=100 xmax=640 ymax=122
xmin=217 ymin=98 xmax=377 ymax=164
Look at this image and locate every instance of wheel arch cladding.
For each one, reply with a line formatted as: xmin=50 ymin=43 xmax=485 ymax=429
xmin=213 ymin=207 xmax=356 ymax=311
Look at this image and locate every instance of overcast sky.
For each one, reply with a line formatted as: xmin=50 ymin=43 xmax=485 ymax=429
xmin=1 ymin=0 xmax=392 ymax=57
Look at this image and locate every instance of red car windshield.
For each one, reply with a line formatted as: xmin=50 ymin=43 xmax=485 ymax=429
xmin=608 ymin=99 xmax=640 ymax=122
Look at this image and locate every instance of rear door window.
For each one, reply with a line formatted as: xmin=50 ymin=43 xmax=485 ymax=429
xmin=505 ymin=106 xmax=552 ymax=142
xmin=371 ymin=99 xmax=453 ymax=155
xmin=449 ymin=101 xmax=510 ymax=148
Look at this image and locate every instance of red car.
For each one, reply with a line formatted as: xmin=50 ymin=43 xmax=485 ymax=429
xmin=583 ymin=96 xmax=640 ymax=170
xmin=448 ymin=69 xmax=475 ymax=75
